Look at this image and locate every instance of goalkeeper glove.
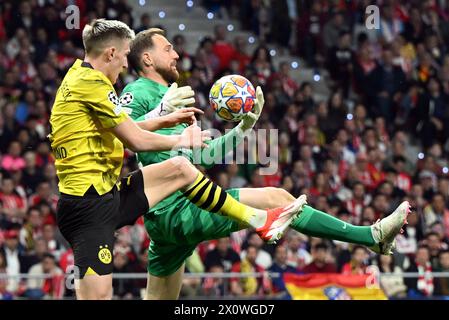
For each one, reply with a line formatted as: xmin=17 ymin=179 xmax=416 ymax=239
xmin=145 ymin=83 xmax=195 ymax=119
xmin=236 ymin=86 xmax=265 ymax=133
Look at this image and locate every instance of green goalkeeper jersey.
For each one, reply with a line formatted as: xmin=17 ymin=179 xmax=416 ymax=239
xmin=121 ymin=77 xmax=245 ymax=215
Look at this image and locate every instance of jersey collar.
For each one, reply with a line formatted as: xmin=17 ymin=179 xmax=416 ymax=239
xmin=81 ymin=61 xmax=94 ymax=69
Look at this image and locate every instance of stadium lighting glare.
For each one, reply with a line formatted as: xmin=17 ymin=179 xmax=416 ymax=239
xmin=418 ymin=152 xmax=424 ymax=159
xmin=248 ymin=36 xmax=255 ymax=44
xmin=227 ymin=24 xmax=234 ymax=31
xmin=178 ymin=23 xmax=186 ymax=31
xmin=291 ymin=61 xmax=299 ymax=69
xmin=158 ymin=11 xmax=166 ymax=18
xmin=207 ymin=12 xmax=214 ymax=19
xmin=313 ymin=74 xmax=321 ymax=82
xmin=346 ymin=113 xmax=353 ymax=121
xmin=186 ymin=0 xmax=194 ymax=7
xmin=443 ymin=167 xmax=448 ymax=174
xmin=269 ymin=49 xmax=276 ymax=56
xmin=139 ymin=0 xmax=145 ymax=6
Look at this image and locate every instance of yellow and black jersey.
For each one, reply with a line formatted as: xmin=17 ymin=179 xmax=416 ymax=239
xmin=49 ymin=59 xmax=129 ymax=196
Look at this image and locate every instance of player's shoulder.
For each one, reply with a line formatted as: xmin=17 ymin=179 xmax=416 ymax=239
xmin=67 ymin=60 xmax=113 ymax=90
xmin=122 ymin=77 xmax=164 ymax=96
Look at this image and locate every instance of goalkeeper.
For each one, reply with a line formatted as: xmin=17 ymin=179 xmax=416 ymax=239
xmin=122 ymin=28 xmax=410 ymax=299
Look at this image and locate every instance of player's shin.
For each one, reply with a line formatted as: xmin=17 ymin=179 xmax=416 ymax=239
xmin=290 ymin=205 xmax=375 ymax=246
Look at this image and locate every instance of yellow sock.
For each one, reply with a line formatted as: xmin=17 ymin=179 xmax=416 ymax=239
xmin=183 ymin=172 xmax=260 ymax=227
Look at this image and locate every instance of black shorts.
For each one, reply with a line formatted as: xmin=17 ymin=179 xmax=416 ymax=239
xmin=56 ymin=169 xmax=149 ymax=278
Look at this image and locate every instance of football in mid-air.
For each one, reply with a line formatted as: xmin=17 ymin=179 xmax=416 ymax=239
xmin=209 ymin=75 xmax=256 ymax=122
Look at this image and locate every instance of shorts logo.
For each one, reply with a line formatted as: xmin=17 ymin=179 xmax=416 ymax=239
xmin=98 ymin=245 xmax=112 ymax=264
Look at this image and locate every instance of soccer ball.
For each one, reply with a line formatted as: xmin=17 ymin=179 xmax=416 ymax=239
xmin=209 ymin=75 xmax=256 ymax=122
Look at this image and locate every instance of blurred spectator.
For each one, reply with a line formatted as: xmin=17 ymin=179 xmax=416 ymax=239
xmin=0 ymin=250 xmax=13 ymax=300
xmin=2 ymin=141 xmax=26 ymax=172
xmin=341 ymin=245 xmax=370 ymax=275
xmin=285 ymin=231 xmax=312 ymax=270
xmin=19 ymin=206 xmax=43 ymax=251
xmin=26 ymin=253 xmax=64 ymax=299
xmin=202 ymin=263 xmax=226 ymax=297
xmin=0 ymin=175 xmax=27 ymax=225
xmin=212 ymin=24 xmax=236 ymax=73
xmin=249 ymin=46 xmax=274 ymax=86
xmin=135 ymin=13 xmax=151 ymax=34
xmin=112 ymin=249 xmax=137 ymax=299
xmin=375 ymin=254 xmax=407 ymax=298
xmin=0 ymin=228 xmax=24 ymax=293
xmin=405 ymin=245 xmax=435 ymax=298
xmin=241 ymin=232 xmax=273 ymax=270
xmin=434 ymin=249 xmax=449 ymax=296
xmin=327 ymin=31 xmax=354 ymax=98
xmin=230 ymin=244 xmax=271 ymax=297
xmin=302 ymin=243 xmax=336 ymax=273
xmin=424 ymin=231 xmax=446 ymax=269
xmin=423 ymin=193 xmax=449 ymax=237
xmin=204 ymin=237 xmax=240 ymax=272
xmin=296 ymin=1 xmax=327 ymax=66
xmin=268 ymin=245 xmax=300 ymax=297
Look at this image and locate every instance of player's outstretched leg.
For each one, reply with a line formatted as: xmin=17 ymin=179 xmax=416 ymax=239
xmin=182 ymin=171 xmax=306 ymax=243
xmin=290 ymin=201 xmax=411 ymax=254
xmin=140 ymin=157 xmax=304 ymax=243
xmin=238 ymin=187 xmax=410 ymax=254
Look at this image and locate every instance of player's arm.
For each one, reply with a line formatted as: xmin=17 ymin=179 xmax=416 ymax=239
xmin=135 ymin=107 xmax=203 ymax=131
xmin=192 ymin=125 xmax=246 ymax=168
xmin=89 ymin=80 xmax=209 ymax=152
xmin=195 ymin=86 xmax=265 ymax=168
xmin=112 ymin=118 xmax=209 ymax=152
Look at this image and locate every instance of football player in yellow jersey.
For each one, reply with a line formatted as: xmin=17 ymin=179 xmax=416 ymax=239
xmin=50 ymin=19 xmax=307 ymax=300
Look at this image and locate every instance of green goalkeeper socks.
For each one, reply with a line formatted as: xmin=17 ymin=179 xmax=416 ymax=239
xmin=290 ymin=205 xmax=375 ymax=246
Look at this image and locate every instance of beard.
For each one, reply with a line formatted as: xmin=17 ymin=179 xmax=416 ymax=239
xmin=154 ymin=64 xmax=179 ymax=84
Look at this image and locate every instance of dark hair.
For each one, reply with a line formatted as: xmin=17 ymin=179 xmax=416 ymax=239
xmin=425 ymin=231 xmax=440 ymax=239
xmin=351 ymin=245 xmax=367 ymax=255
xmin=314 ymin=243 xmax=329 ymax=251
xmin=438 ymin=249 xmax=449 ymax=258
xmin=42 ymin=253 xmax=56 ymax=261
xmin=128 ymin=28 xmax=166 ymax=73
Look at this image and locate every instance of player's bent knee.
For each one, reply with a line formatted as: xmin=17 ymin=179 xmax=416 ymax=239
xmin=170 ymin=156 xmax=197 ymax=185
xmin=267 ymin=187 xmax=292 ymax=207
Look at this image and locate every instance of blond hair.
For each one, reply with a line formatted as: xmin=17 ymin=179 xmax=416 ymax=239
xmin=82 ymin=19 xmax=135 ymax=57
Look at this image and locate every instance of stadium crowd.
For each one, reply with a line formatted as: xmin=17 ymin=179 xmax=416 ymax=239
xmin=1 ymin=0 xmax=449 ymax=300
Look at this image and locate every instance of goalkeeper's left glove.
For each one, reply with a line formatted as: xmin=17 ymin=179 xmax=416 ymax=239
xmin=236 ymin=86 xmax=265 ymax=133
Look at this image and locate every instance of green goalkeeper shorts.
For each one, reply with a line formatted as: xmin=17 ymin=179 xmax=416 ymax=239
xmin=145 ymin=188 xmax=241 ymax=277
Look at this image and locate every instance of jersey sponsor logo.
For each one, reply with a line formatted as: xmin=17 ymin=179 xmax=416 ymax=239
xmin=98 ymin=245 xmax=112 ymax=264
xmin=53 ymin=146 xmax=68 ymax=159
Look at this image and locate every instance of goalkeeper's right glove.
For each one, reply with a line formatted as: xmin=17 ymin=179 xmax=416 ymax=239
xmin=236 ymin=86 xmax=265 ymax=133
xmin=145 ymin=82 xmax=195 ymax=119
